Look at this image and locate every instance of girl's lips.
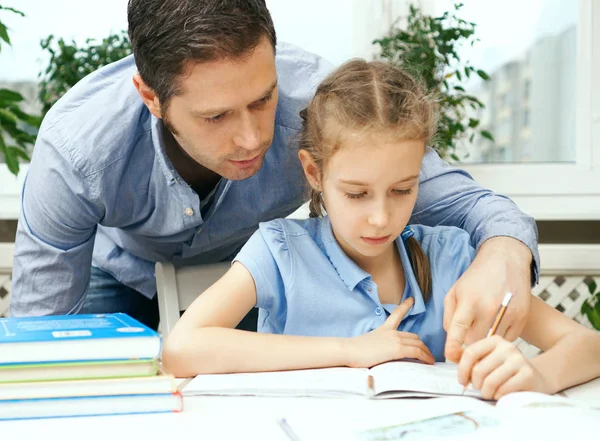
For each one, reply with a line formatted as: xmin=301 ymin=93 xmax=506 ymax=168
xmin=361 ymin=235 xmax=391 ymax=246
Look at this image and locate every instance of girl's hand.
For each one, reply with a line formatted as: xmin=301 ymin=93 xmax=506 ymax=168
xmin=345 ymin=297 xmax=435 ymax=368
xmin=457 ymin=335 xmax=551 ymax=400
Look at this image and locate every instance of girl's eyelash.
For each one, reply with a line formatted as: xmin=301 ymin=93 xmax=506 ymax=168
xmin=345 ymin=192 xmax=366 ymax=199
xmin=259 ymin=92 xmax=273 ymax=103
xmin=344 ymin=188 xmax=413 ymax=199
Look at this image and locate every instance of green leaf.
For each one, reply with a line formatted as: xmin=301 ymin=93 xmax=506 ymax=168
xmin=476 ymin=69 xmax=490 ymax=80
xmin=9 ymin=106 xmax=41 ymax=128
xmin=588 ymin=280 xmax=597 ymax=295
xmin=0 ymin=88 xmax=24 ymax=102
xmin=450 ymin=153 xmax=460 ymax=161
xmin=480 ymin=130 xmax=494 ymax=141
xmin=454 ymin=85 xmax=465 ymax=92
xmin=7 ymin=145 xmax=30 ymax=162
xmin=582 ymin=297 xmax=600 ymax=330
xmin=0 ymin=6 xmax=25 ymax=17
xmin=0 ymin=135 xmax=19 ymax=175
xmin=0 ymin=107 xmax=18 ymax=123
xmin=0 ymin=23 xmax=10 ymax=46
xmin=468 ymin=118 xmax=480 ymax=128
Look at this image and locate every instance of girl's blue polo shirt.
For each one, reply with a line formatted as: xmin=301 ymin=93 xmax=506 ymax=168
xmin=234 ymin=216 xmax=475 ymax=361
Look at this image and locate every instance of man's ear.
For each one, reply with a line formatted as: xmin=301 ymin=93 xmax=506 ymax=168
xmin=298 ymin=149 xmax=321 ymax=191
xmin=133 ymin=73 xmax=163 ymax=119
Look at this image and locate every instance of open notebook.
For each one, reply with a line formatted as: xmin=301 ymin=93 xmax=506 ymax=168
xmin=182 ymin=361 xmax=482 ymax=399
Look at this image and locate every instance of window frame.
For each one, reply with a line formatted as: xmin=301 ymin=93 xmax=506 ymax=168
xmin=458 ymin=0 xmax=600 ymax=220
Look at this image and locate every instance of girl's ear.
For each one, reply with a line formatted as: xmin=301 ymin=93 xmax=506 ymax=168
xmin=298 ymin=149 xmax=321 ymax=190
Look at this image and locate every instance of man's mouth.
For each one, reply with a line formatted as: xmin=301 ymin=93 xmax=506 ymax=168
xmin=229 ymin=154 xmax=261 ymax=168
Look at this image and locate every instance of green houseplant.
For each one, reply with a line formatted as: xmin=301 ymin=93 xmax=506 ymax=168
xmin=373 ymin=2 xmax=493 ymax=160
xmin=582 ymin=281 xmax=600 ymax=330
xmin=0 ymin=5 xmax=40 ymax=176
xmin=38 ymin=31 xmax=132 ymax=115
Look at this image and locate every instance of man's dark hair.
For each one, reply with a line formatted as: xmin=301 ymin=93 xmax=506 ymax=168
xmin=127 ymin=0 xmax=276 ymax=112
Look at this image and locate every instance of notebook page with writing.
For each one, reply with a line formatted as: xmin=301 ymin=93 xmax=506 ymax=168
xmin=183 ymin=367 xmax=368 ymax=398
xmin=369 ymin=361 xmax=482 ymax=398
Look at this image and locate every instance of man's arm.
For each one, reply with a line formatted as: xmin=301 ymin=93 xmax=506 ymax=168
xmin=412 ymin=147 xmax=539 ymax=279
xmin=411 ymin=147 xmax=539 ymax=352
xmin=10 ymin=129 xmax=103 ymax=316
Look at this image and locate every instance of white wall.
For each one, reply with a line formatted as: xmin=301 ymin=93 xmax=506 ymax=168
xmin=266 ymin=0 xmax=408 ymax=66
xmin=0 ymin=0 xmax=128 ymax=81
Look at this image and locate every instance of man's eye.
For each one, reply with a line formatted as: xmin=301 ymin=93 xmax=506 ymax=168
xmin=205 ymin=113 xmax=226 ymax=124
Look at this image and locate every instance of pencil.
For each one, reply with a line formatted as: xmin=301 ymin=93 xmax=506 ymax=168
xmin=461 ymin=292 xmax=513 ymax=395
xmin=486 ymin=292 xmax=513 ymax=338
xmin=276 ymin=418 xmax=302 ymax=441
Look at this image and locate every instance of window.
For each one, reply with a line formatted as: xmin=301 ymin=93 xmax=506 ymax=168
xmin=424 ymin=0 xmax=600 ymax=220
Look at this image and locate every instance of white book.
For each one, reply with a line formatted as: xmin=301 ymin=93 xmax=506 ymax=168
xmin=183 ymin=361 xmax=483 ymax=399
xmin=0 ymin=372 xmax=177 ymax=401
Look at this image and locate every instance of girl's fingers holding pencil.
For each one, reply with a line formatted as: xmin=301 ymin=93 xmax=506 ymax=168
xmin=468 ymin=342 xmax=514 ymax=390
xmin=457 ymin=335 xmax=505 ymax=387
xmin=479 ymin=359 xmax=521 ymax=400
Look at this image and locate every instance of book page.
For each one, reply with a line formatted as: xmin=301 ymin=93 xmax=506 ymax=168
xmin=183 ymin=367 xmax=368 ymax=398
xmin=496 ymin=390 xmax=600 ymax=412
xmin=369 ymin=361 xmax=482 ymax=398
xmin=285 ymin=396 xmax=497 ymax=441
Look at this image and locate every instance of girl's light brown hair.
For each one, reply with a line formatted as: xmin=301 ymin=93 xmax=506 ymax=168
xmin=298 ymin=58 xmax=437 ymax=302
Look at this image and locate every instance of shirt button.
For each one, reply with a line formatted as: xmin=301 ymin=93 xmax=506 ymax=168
xmin=375 ymin=307 xmax=382 ymax=316
xmin=184 ymin=208 xmax=194 ymax=216
xmin=367 ymin=288 xmax=372 ymax=293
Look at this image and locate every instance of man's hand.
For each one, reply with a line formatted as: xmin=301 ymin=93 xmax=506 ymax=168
xmin=444 ymin=237 xmax=533 ymax=363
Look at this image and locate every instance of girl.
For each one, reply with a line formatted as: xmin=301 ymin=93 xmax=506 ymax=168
xmin=162 ymin=59 xmax=600 ymax=400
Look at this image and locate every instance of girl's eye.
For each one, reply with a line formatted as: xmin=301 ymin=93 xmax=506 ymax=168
xmin=393 ymin=188 xmax=413 ymax=195
xmin=345 ymin=192 xmax=366 ymax=199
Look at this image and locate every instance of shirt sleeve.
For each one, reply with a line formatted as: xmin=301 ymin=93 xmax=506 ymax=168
xmin=411 ymin=147 xmax=540 ymax=285
xmin=233 ymin=220 xmax=290 ymax=320
xmin=10 ymin=127 xmax=104 ymax=316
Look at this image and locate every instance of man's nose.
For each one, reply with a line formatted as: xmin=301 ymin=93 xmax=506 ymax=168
xmin=233 ymin=112 xmax=260 ymax=151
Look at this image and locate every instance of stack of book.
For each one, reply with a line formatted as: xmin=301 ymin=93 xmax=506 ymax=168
xmin=0 ymin=313 xmax=182 ymax=420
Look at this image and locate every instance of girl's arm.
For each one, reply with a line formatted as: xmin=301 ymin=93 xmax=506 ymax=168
xmin=522 ymin=296 xmax=600 ymax=393
xmin=161 ymin=262 xmax=434 ymax=377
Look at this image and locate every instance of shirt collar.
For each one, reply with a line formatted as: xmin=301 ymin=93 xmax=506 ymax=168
xmin=150 ymin=114 xmax=177 ymax=185
xmin=319 ymin=217 xmax=371 ymax=291
xmin=319 ymin=217 xmax=426 ymax=316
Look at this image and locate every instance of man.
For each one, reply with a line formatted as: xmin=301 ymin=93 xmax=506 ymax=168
xmin=11 ymin=0 xmax=538 ymax=360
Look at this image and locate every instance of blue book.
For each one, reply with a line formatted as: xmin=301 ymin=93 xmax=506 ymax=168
xmin=0 ymin=313 xmax=161 ymax=365
xmin=0 ymin=393 xmax=182 ymax=420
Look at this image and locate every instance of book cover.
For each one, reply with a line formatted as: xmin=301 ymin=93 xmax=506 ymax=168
xmin=0 ymin=371 xmax=177 ymax=401
xmin=0 ymin=358 xmax=159 ymax=383
xmin=0 ymin=392 xmax=183 ymax=420
xmin=0 ymin=313 xmax=161 ymax=364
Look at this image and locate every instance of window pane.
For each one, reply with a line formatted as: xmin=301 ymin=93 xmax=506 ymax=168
xmin=427 ymin=0 xmax=578 ymax=164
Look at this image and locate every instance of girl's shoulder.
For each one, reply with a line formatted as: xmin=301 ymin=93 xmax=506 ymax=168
xmin=257 ymin=217 xmax=325 ymax=243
